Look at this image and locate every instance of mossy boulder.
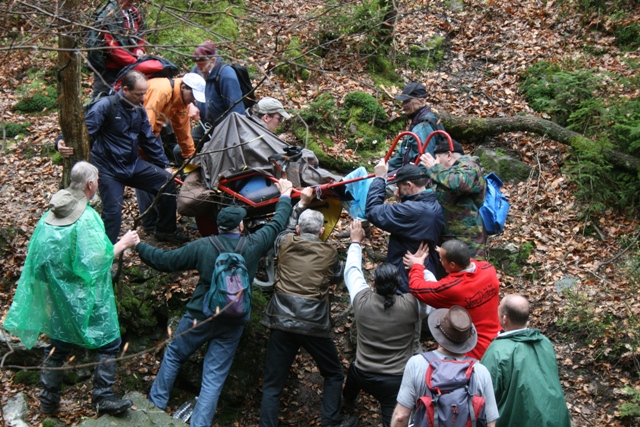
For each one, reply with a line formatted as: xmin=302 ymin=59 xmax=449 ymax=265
xmin=474 ymin=146 xmax=532 ymax=183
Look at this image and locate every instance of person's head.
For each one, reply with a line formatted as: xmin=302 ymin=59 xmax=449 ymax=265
xmin=69 ymin=161 xmax=99 ymax=200
xmin=374 ymin=263 xmax=400 ymax=311
xmin=253 ymin=97 xmax=291 ymax=132
xmin=428 ymin=305 xmax=477 ymax=355
xmin=437 ymin=239 xmax=471 ymax=273
xmin=192 ymin=41 xmax=217 ymax=75
xmin=119 ymin=0 xmax=134 ymax=9
xmin=122 ymin=70 xmax=148 ymax=105
xmin=217 ymin=206 xmax=247 ymax=233
xmin=395 ymin=82 xmax=428 ymax=117
xmin=393 ymin=164 xmax=428 ymax=199
xmin=498 ymin=294 xmax=530 ymax=331
xmin=433 ymin=140 xmax=465 ymax=170
xmin=181 ymin=73 xmax=206 ymax=105
xmin=296 ymin=209 xmax=325 ymax=237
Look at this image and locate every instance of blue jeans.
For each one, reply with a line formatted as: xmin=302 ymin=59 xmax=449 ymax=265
xmin=149 ymin=312 xmax=244 ymax=427
xmin=259 ymin=329 xmax=344 ymax=427
xmin=98 ymin=160 xmax=177 ymax=243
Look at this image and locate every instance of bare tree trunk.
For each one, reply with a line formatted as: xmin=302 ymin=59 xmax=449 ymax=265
xmin=440 ymin=114 xmax=640 ymax=174
xmin=57 ymin=1 xmax=89 ymax=188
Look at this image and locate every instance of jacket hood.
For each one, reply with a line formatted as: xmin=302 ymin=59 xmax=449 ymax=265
xmin=496 ymin=328 xmax=545 ymax=343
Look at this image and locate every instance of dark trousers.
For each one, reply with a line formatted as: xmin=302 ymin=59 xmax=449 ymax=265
xmin=260 ymin=329 xmax=344 ymax=427
xmin=343 ymin=362 xmax=403 ymax=427
xmin=98 ymin=160 xmax=177 ymax=243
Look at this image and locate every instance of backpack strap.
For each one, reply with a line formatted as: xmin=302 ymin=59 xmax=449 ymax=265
xmin=209 ymin=235 xmax=247 ymax=255
xmin=213 ymin=63 xmax=229 ymax=97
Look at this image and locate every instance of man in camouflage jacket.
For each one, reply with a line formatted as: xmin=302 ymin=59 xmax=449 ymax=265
xmin=420 ymin=140 xmax=486 ymax=259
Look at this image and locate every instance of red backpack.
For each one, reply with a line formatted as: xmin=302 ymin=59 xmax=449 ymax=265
xmin=413 ymin=352 xmax=487 ymax=427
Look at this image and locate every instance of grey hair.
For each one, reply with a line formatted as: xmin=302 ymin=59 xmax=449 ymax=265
xmin=298 ymin=209 xmax=324 ymax=235
xmin=69 ymin=161 xmax=99 ymax=191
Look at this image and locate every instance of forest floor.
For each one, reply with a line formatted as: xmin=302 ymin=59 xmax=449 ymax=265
xmin=1 ymin=0 xmax=640 ymax=426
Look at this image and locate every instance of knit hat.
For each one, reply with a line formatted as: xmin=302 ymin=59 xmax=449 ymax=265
xmin=434 ymin=140 xmax=465 ymax=155
xmin=192 ymin=41 xmax=217 ymax=61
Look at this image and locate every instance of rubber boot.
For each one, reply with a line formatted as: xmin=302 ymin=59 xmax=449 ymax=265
xmin=92 ymin=353 xmax=131 ymax=416
xmin=39 ymin=359 xmax=64 ymax=414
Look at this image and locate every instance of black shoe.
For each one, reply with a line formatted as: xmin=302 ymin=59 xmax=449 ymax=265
xmin=40 ymin=400 xmax=59 ymax=415
xmin=330 ymin=418 xmax=359 ymax=427
xmin=154 ymin=230 xmax=190 ymax=244
xmin=93 ymin=396 xmax=132 ymax=416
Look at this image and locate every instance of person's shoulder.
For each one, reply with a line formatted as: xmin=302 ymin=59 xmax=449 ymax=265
xmin=147 ymin=77 xmax=173 ymax=92
xmin=218 ymin=62 xmax=239 ymax=80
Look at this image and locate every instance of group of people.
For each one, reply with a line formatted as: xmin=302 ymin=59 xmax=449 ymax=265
xmin=2 ymin=0 xmax=572 ymax=425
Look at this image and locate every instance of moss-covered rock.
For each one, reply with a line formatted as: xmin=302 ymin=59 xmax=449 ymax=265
xmin=474 ymin=146 xmax=532 ymax=183
xmin=406 ymin=36 xmax=445 ymax=72
xmin=13 ymin=370 xmax=40 ymax=386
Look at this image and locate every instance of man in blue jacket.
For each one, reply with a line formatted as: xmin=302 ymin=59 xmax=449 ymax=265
xmin=190 ymin=40 xmax=245 ymax=142
xmin=365 ymin=161 xmax=443 ymax=292
xmin=85 ymin=70 xmax=188 ymax=244
xmin=388 ymin=82 xmax=441 ymax=171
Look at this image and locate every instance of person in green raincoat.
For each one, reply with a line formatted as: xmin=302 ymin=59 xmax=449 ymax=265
xmin=481 ymin=294 xmax=572 ymax=427
xmin=3 ymin=161 xmax=139 ymax=416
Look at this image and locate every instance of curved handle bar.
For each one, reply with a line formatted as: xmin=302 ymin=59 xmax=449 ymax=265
xmin=384 ymin=131 xmax=423 ymax=163
xmin=423 ymin=130 xmax=454 ymax=155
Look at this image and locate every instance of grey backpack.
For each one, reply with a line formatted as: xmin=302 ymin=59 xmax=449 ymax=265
xmin=413 ymin=352 xmax=487 ymax=427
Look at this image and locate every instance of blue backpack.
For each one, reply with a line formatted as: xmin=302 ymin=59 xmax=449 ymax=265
xmin=203 ymin=236 xmax=251 ymax=318
xmin=480 ymin=172 xmax=509 ymax=235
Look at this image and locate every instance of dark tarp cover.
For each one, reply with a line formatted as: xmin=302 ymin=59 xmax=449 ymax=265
xmin=195 ymin=112 xmax=342 ymax=190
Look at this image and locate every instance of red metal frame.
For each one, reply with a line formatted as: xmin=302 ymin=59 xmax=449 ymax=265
xmin=210 ymin=130 xmax=453 ymax=209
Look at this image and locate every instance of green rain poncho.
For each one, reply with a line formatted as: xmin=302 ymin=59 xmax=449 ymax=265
xmin=3 ymin=207 xmax=120 ymax=349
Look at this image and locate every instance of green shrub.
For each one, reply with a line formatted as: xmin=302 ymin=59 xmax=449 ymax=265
xmin=274 ymin=37 xmax=311 ymax=81
xmin=1 ymin=122 xmax=30 ymax=138
xmin=406 ymin=37 xmax=445 ymax=72
xmin=13 ymin=86 xmax=57 ymax=113
xmin=295 ymin=93 xmax=341 ymax=135
xmin=615 ymin=23 xmax=640 ymax=52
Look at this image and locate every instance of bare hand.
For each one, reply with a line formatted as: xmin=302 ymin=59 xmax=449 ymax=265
xmin=420 ymin=153 xmax=437 ymax=169
xmin=350 ymin=219 xmax=366 ymax=243
xmin=121 ymin=230 xmax=140 ymax=248
xmin=58 ymin=140 xmax=74 ymax=158
xmin=374 ymin=158 xmax=389 ymax=178
xmin=276 ymin=178 xmax=293 ymax=197
xmin=188 ymin=103 xmax=201 ymax=121
xmin=403 ymin=242 xmax=429 ymax=270
xmin=298 ymin=187 xmax=314 ymax=208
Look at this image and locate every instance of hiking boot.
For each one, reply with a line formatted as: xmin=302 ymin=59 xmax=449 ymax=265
xmin=329 ymin=417 xmax=359 ymax=427
xmin=154 ymin=230 xmax=190 ymax=244
xmin=93 ymin=395 xmax=132 ymax=416
xmin=39 ymin=400 xmax=59 ymax=415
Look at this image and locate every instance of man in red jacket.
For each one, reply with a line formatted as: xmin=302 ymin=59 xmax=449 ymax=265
xmin=403 ymin=239 xmax=500 ymax=359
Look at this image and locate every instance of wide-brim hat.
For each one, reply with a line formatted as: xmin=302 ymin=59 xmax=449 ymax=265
xmin=45 ymin=188 xmax=87 ymax=226
xmin=428 ymin=306 xmax=478 ymax=354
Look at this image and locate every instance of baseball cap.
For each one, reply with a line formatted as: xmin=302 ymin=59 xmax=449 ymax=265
xmin=254 ymin=97 xmax=291 ymax=119
xmin=395 ymin=82 xmax=428 ymax=101
xmin=182 ymin=73 xmax=206 ymax=103
xmin=217 ymin=206 xmax=247 ymax=231
xmin=433 ymin=140 xmax=465 ymax=155
xmin=394 ymin=164 xmax=426 ymax=183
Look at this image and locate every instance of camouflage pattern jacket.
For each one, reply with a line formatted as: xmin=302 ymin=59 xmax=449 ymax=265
xmin=426 ymin=155 xmax=487 ymax=258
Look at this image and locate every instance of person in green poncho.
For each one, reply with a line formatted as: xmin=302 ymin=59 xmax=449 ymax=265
xmin=481 ymin=294 xmax=572 ymax=427
xmin=3 ymin=161 xmax=140 ymax=417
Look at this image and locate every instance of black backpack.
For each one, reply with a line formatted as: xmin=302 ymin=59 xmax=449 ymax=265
xmin=83 ymin=1 xmax=112 ymax=76
xmin=215 ymin=63 xmax=256 ymax=110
